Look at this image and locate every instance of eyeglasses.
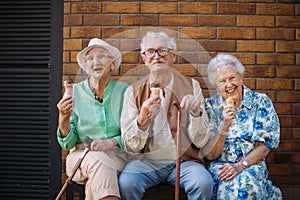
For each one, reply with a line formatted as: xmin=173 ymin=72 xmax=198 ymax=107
xmin=142 ymin=48 xmax=173 ymax=59
xmin=85 ymin=54 xmax=113 ymax=63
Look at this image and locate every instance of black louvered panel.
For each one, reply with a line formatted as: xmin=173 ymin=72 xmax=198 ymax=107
xmin=0 ymin=67 xmax=50 ymax=199
xmin=0 ymin=1 xmax=51 ymax=64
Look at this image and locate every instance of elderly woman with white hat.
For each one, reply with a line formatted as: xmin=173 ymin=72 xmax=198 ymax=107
xmin=56 ymin=38 xmax=128 ymax=200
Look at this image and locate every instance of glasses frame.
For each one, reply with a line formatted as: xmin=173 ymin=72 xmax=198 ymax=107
xmin=142 ymin=48 xmax=174 ymax=59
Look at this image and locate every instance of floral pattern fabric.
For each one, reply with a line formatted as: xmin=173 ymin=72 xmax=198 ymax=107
xmin=204 ymin=85 xmax=282 ymax=200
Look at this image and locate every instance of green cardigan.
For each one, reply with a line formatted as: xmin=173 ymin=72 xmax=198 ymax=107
xmin=57 ymin=79 xmax=128 ymax=150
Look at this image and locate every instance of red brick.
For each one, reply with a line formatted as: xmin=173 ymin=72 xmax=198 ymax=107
xmin=71 ymin=27 xmax=101 ymax=38
xmin=268 ymin=164 xmax=292 ymax=176
xmin=244 ymin=65 xmax=275 ymax=77
xmin=237 ymin=0 xmax=274 ymax=2
xmin=172 ymin=64 xmax=197 ymax=76
xmin=160 ymin=15 xmax=196 ymax=26
xmin=276 ymin=41 xmax=300 ymax=53
xmin=121 ymin=15 xmax=158 ymax=26
xmin=257 ymin=78 xmax=293 ymax=90
xmin=272 ymin=176 xmax=300 ymax=185
xmin=179 ymin=3 xmax=216 ymax=14
xmin=64 ymin=2 xmax=70 ymax=14
xmin=63 ymin=63 xmax=81 ymax=75
xmin=120 ymin=39 xmax=140 ymax=51
xmin=237 ymin=41 xmax=274 ymax=52
xmin=274 ymin=103 xmax=293 ymax=115
xmin=293 ymin=128 xmax=300 ymax=139
xmin=257 ymin=4 xmax=294 ymax=16
xmin=103 ymin=2 xmax=139 ymax=13
xmin=64 ymin=39 xmax=82 ymax=51
xmin=257 ymin=54 xmax=295 ymax=65
xmin=63 ymin=51 xmax=69 ymax=63
xmin=218 ymin=28 xmax=255 ymax=39
xmin=279 ymin=116 xmax=300 ymax=128
xmin=199 ymin=40 xmax=236 ymax=52
xmin=199 ymin=15 xmax=235 ymax=26
xmin=70 ymin=51 xmax=78 ymax=63
xmin=277 ymin=91 xmax=300 ymax=103
xmin=64 ymin=15 xmax=82 ymax=26
xmin=102 ymin=28 xmax=139 ymax=39
xmin=257 ymin=28 xmax=294 ymax=40
xmin=277 ymin=16 xmax=300 ymax=28
xmin=274 ymin=152 xmax=300 ymax=163
xmin=293 ymin=164 xmax=300 ymax=175
xmin=243 ymin=78 xmax=255 ymax=89
xmin=218 ymin=3 xmax=255 ymax=15
xmin=177 ymin=39 xmax=199 ymax=51
xmin=296 ymin=80 xmax=300 ymax=90
xmin=231 ymin=53 xmax=256 ymax=65
xmin=295 ymin=104 xmax=300 ymax=115
xmin=178 ymin=52 xmax=211 ymax=65
xmin=63 ymin=27 xmax=70 ymax=38
xmin=278 ymin=141 xmax=300 ymax=152
xmin=179 ymin=28 xmax=216 ymax=39
xmin=141 ymin=2 xmax=177 ymax=14
xmin=72 ymin=2 xmax=101 ymax=14
xmin=279 ymin=128 xmax=292 ymax=140
xmin=278 ymin=0 xmax=298 ymax=2
xmin=84 ymin=14 xmax=119 ymax=26
xmin=277 ymin=66 xmax=300 ymax=78
xmin=122 ymin=52 xmax=140 ymax=63
xmin=238 ymin=16 xmax=274 ymax=27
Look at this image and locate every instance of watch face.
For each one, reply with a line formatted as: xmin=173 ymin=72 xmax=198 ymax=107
xmin=242 ymin=160 xmax=248 ymax=167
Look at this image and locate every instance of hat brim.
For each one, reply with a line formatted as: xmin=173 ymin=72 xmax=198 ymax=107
xmin=77 ymin=44 xmax=121 ymax=72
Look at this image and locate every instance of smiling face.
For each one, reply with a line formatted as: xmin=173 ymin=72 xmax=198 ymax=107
xmin=141 ymin=36 xmax=176 ymax=74
xmin=215 ymin=65 xmax=243 ymax=107
xmin=85 ymin=47 xmax=114 ymax=81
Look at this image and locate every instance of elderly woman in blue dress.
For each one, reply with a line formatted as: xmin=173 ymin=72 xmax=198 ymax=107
xmin=203 ymin=54 xmax=282 ymax=199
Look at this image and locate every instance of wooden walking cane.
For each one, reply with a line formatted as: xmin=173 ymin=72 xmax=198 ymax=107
xmin=173 ymin=101 xmax=181 ymax=200
xmin=55 ymin=136 xmax=93 ymax=200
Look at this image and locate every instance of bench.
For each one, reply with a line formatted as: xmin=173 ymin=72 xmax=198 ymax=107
xmin=65 ymin=181 xmax=188 ymax=200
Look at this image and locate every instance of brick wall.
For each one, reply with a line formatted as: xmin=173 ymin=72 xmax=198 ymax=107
xmin=63 ymin=0 xmax=300 ymax=187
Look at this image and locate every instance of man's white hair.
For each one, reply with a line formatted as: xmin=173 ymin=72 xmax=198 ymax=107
xmin=140 ymin=32 xmax=177 ymax=53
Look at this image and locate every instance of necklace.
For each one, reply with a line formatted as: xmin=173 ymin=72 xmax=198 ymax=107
xmin=88 ymin=78 xmax=103 ymax=103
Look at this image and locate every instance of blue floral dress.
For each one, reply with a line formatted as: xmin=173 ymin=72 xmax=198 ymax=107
xmin=204 ymin=85 xmax=282 ymax=200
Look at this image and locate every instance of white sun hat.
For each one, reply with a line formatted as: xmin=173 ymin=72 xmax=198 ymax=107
xmin=77 ymin=38 xmax=121 ymax=72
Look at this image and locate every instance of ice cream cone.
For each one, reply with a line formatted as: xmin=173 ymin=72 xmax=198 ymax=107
xmin=226 ymin=96 xmax=234 ymax=126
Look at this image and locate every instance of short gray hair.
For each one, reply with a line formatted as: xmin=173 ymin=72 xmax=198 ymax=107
xmin=207 ymin=54 xmax=245 ymax=87
xmin=140 ymin=32 xmax=177 ymax=53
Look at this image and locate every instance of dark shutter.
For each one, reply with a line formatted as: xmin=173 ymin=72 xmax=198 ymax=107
xmin=0 ymin=1 xmax=63 ymax=199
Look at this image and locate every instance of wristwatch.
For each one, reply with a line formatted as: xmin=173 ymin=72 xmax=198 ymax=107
xmin=241 ymin=160 xmax=248 ymax=168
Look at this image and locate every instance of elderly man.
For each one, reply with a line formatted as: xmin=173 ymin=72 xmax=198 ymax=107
xmin=119 ymin=32 xmax=214 ymax=200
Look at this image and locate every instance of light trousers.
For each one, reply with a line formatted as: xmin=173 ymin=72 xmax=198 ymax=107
xmin=67 ymin=147 xmax=126 ymax=200
xmin=119 ymin=158 xmax=214 ymax=200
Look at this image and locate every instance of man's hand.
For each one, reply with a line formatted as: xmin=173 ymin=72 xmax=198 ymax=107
xmin=137 ymin=95 xmax=161 ymax=129
xmin=181 ymin=95 xmax=203 ymax=117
